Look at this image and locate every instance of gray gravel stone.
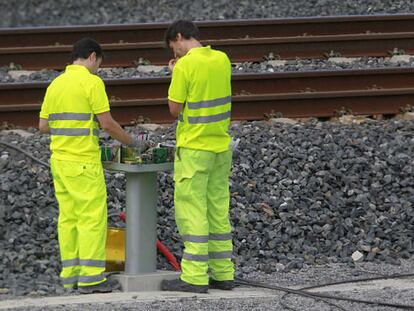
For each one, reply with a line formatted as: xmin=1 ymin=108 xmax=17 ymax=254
xmin=0 ymin=118 xmax=413 ymax=298
xmin=1 ymin=0 xmax=414 ymax=27
xmin=232 ymin=57 xmax=414 ymax=74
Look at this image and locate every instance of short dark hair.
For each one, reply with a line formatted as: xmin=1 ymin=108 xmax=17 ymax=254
xmin=71 ymin=38 xmax=104 ymax=62
xmin=164 ymin=20 xmax=200 ymax=47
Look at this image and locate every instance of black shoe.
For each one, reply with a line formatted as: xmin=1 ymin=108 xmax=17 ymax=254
xmin=209 ymin=279 xmax=235 ymax=290
xmin=161 ymin=278 xmax=208 ymax=293
xmin=78 ymin=280 xmax=113 ymax=294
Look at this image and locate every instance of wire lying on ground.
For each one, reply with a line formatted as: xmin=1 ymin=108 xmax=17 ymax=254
xmin=236 ymin=273 xmax=414 ymax=310
xmin=279 ymin=265 xmax=388 ymax=311
xmin=0 ymin=140 xmax=50 ymax=168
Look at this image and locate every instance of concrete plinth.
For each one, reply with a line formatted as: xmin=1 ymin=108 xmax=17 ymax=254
xmin=111 ymin=271 xmax=180 ymax=292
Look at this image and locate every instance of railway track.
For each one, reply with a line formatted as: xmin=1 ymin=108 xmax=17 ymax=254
xmin=1 ymin=67 xmax=413 ymax=127
xmin=1 ymin=14 xmax=414 ymax=69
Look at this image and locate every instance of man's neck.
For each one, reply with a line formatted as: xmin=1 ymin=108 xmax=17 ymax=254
xmin=184 ymin=39 xmax=202 ymax=54
xmin=73 ymin=60 xmax=91 ymax=73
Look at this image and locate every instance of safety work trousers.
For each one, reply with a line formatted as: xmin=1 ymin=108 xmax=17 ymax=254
xmin=50 ymin=159 xmax=107 ymax=288
xmin=174 ymin=147 xmax=234 ymax=286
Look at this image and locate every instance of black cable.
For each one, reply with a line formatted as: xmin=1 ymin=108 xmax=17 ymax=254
xmin=0 ymin=141 xmax=50 ymax=168
xmin=236 ymin=277 xmax=351 ymax=310
xmin=300 ymin=272 xmax=414 ymax=291
xmin=279 ymin=291 xmax=348 ymax=311
xmin=235 ymin=276 xmax=414 ymax=310
xmin=279 ymin=264 xmax=392 ymax=311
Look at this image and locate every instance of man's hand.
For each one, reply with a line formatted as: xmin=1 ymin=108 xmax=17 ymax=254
xmin=168 ymin=58 xmax=177 ymax=72
xmin=128 ymin=137 xmax=150 ymax=151
xmin=129 ymin=137 xmax=145 ymax=148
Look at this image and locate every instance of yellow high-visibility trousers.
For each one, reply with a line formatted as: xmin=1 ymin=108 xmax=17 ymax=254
xmin=174 ymin=147 xmax=234 ymax=286
xmin=51 ymin=159 xmax=107 ymax=288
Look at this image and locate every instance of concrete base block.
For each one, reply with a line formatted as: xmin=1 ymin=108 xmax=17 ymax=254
xmin=390 ymin=55 xmax=413 ymax=63
xmin=267 ymin=60 xmax=287 ymax=67
xmin=402 ymin=112 xmax=414 ymax=120
xmin=328 ymin=57 xmax=359 ymax=64
xmin=268 ymin=117 xmax=298 ymax=125
xmin=110 ymin=271 xmax=180 ymax=292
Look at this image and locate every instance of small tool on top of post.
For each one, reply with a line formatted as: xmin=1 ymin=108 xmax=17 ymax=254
xmin=100 ymin=131 xmax=175 ymax=165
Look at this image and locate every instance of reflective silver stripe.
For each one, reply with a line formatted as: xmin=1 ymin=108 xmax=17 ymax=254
xmin=49 ymin=113 xmax=91 ymax=121
xmin=62 ymin=258 xmax=79 ymax=267
xmin=78 ymin=274 xmax=105 ymax=284
xmin=209 ymin=251 xmax=232 ymax=259
xmin=209 ymin=233 xmax=232 ymax=241
xmin=188 ymin=96 xmax=231 ymax=110
xmin=61 ymin=275 xmax=78 ymax=285
xmin=182 ymin=252 xmax=209 ymax=262
xmin=79 ymin=259 xmax=106 ymax=267
xmin=188 ymin=111 xmax=231 ymax=124
xmin=50 ymin=128 xmax=90 ymax=136
xmin=62 ymin=259 xmax=106 ymax=268
xmin=182 ymin=235 xmax=209 ymax=243
xmin=178 ymin=114 xmax=184 ymax=122
xmin=92 ymin=129 xmax=99 ymax=136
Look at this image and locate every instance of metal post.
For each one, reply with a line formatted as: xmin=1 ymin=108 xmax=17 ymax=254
xmin=125 ymin=171 xmax=158 ymax=274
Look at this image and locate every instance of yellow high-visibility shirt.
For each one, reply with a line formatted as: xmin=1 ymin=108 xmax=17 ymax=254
xmin=168 ymin=45 xmax=232 ymax=153
xmin=39 ymin=65 xmax=110 ymax=163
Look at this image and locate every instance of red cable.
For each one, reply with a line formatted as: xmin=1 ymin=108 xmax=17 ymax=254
xmin=156 ymin=240 xmax=181 ymax=271
xmin=119 ymin=211 xmax=126 ymax=222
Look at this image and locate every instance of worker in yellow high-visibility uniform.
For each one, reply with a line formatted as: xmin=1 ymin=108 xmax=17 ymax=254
xmin=161 ymin=20 xmax=234 ymax=293
xmin=39 ymin=38 xmax=143 ymax=294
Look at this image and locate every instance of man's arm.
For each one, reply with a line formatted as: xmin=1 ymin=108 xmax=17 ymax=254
xmin=168 ymin=59 xmax=186 ymax=118
xmin=39 ymin=118 xmax=50 ymax=134
xmin=168 ymin=100 xmax=182 ymax=118
xmin=96 ymin=111 xmax=133 ymax=145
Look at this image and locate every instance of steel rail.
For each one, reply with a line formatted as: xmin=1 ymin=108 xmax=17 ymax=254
xmin=1 ymin=14 xmax=414 ymax=47
xmin=1 ymin=32 xmax=414 ymax=69
xmin=1 ymin=67 xmax=413 ymax=127
xmin=1 ymin=14 xmax=414 ymax=69
xmin=1 ymin=88 xmax=413 ymax=127
xmin=0 ymin=67 xmax=413 ymax=105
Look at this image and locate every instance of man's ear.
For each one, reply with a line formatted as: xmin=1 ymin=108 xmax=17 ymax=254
xmin=176 ymin=33 xmax=183 ymax=41
xmin=89 ymin=51 xmax=97 ymax=62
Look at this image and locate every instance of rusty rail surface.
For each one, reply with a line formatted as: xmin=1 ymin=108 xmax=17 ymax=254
xmin=1 ymin=67 xmax=413 ymax=127
xmin=1 ymin=14 xmax=414 ymax=46
xmin=1 ymin=14 xmax=414 ymax=69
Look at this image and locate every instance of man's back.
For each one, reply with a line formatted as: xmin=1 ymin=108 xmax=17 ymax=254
xmin=169 ymin=46 xmax=232 ymax=153
xmin=179 ymin=46 xmax=231 ymax=103
xmin=40 ymin=65 xmax=109 ymax=163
